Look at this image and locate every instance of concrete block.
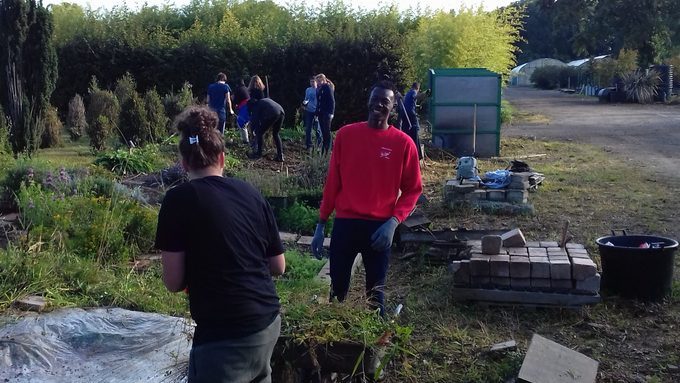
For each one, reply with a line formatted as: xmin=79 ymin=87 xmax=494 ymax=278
xmin=525 ymin=241 xmax=541 ymax=247
xmin=510 ymin=172 xmax=531 ymax=182
xmin=528 ymin=247 xmax=547 ymax=257
xmin=511 ymin=278 xmax=532 ymax=289
xmin=501 ymin=228 xmax=527 ymax=247
xmin=547 ymin=247 xmax=568 ymax=257
xmin=491 ymin=277 xmax=511 ymax=287
xmin=482 ymin=235 xmax=503 ymax=255
xmin=569 ymin=253 xmax=591 ymax=260
xmin=506 ymin=189 xmax=529 ymax=203
xmin=461 ymin=179 xmax=480 ymax=187
xmin=530 ymin=278 xmax=551 ymax=290
xmin=452 ymin=259 xmax=471 ymax=286
xmin=15 ymin=295 xmax=47 ymax=312
xmin=549 ymin=259 xmax=572 ymax=280
xmin=510 ymin=256 xmax=531 ymax=278
xmin=571 ymin=258 xmax=597 ymax=280
xmin=466 ymin=239 xmax=482 ymax=247
xmin=575 ymin=273 xmax=601 ymax=294
xmin=519 ymin=334 xmax=599 ymax=383
xmin=297 ymin=236 xmax=313 ymax=246
xmin=465 ymin=189 xmax=487 ymax=201
xmin=566 ymin=243 xmax=585 ymax=249
xmin=451 ymin=183 xmax=477 ymax=194
xmin=489 ymin=340 xmax=517 ymax=353
xmin=279 ymin=232 xmax=299 ymax=242
xmin=489 ymin=255 xmax=510 ymax=277
xmin=323 ymin=237 xmax=331 ymax=248
xmin=530 ymin=257 xmax=551 ymax=279
xmin=507 ymin=247 xmax=529 ymax=256
xmin=487 ymin=189 xmax=506 ymax=201
xmin=471 ymin=276 xmax=491 ymax=287
xmin=469 ymin=255 xmax=490 ymax=276
xmin=567 ymin=247 xmax=588 ymax=255
xmin=551 ymin=279 xmax=573 ymax=291
xmin=539 ymin=241 xmax=560 ymax=248
xmin=508 ymin=181 xmax=530 ymax=190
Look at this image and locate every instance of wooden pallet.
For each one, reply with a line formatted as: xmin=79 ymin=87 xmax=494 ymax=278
xmin=451 ymin=287 xmax=600 ymax=308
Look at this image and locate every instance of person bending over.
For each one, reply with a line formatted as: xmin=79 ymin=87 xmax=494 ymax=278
xmin=248 ymin=98 xmax=285 ymax=162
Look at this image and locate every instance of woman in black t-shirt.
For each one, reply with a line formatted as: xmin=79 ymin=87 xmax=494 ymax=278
xmin=155 ymin=106 xmax=285 ymax=383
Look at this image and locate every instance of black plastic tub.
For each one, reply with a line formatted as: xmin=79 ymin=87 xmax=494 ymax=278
xmin=596 ymin=233 xmax=677 ymax=301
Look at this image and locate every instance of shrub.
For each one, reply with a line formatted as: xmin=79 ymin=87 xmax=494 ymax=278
xmin=66 ymin=94 xmax=88 ymax=141
xmin=621 ymin=69 xmax=660 ymax=104
xmin=282 ymin=250 xmax=326 ymax=281
xmin=41 ymin=106 xmax=64 ymax=148
xmin=114 ymin=72 xmax=137 ymax=107
xmin=530 ymin=66 xmax=562 ymax=89
xmin=143 ymin=88 xmax=169 ymax=143
xmin=0 ymin=106 xmax=10 ymax=154
xmin=94 ymin=144 xmax=164 ymax=175
xmin=297 ymin=152 xmax=329 ymax=192
xmin=500 ymin=99 xmax=513 ymax=125
xmin=162 ymin=82 xmax=194 ymax=128
xmin=86 ymin=85 xmax=120 ymax=150
xmin=277 ymin=202 xmax=318 ymax=234
xmin=119 ymin=92 xmax=148 ymax=146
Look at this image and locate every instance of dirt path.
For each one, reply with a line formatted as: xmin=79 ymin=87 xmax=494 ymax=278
xmin=504 ymin=87 xmax=680 ymax=184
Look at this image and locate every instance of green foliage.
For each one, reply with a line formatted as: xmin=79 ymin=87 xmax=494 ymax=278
xmin=118 ymin=91 xmax=147 ymax=145
xmin=66 ymin=94 xmax=87 ymax=141
xmin=18 ymin=182 xmax=157 ymax=263
xmin=277 ymin=202 xmax=318 ymax=234
xmin=281 ymin=250 xmax=325 ymax=281
xmin=238 ymin=170 xmax=295 ymax=197
xmin=0 ymin=247 xmax=186 ymax=314
xmin=411 ymin=6 xmax=523 ymax=83
xmin=0 ymin=106 xmax=11 ymax=154
xmin=590 ymin=49 xmax=640 ymax=87
xmin=621 ymin=69 xmax=661 ymax=104
xmin=162 ymin=82 xmax=194 ymax=129
xmin=94 ymin=145 xmax=164 ymax=175
xmin=296 ymin=151 xmax=329 ymax=192
xmin=86 ymin=85 xmax=120 ymax=150
xmin=529 ymin=65 xmax=579 ymax=89
xmin=500 ymin=99 xmax=513 ymax=125
xmin=143 ymin=88 xmax=169 ymax=143
xmin=0 ymin=0 xmax=58 ymax=155
xmin=114 ymin=72 xmax=137 ymax=107
xmin=40 ymin=105 xmax=63 ymax=148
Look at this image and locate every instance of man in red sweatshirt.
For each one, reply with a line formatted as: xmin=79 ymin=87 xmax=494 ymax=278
xmin=311 ymin=80 xmax=422 ymax=315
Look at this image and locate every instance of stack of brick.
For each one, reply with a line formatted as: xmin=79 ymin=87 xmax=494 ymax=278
xmin=443 ymin=171 xmax=532 ymax=206
xmin=451 ymin=241 xmax=600 ymax=295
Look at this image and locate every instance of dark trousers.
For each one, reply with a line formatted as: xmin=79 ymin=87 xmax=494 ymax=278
xmin=303 ymin=110 xmax=321 ymax=149
xmin=254 ymin=112 xmax=284 ymax=158
xmin=330 ymin=218 xmax=390 ymax=315
xmin=399 ymin=112 xmax=422 ymax=159
xmin=318 ymin=113 xmax=333 ymax=154
xmin=188 ymin=315 xmax=281 ymax=383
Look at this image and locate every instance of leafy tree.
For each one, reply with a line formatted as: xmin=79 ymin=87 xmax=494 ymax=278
xmin=143 ymin=88 xmax=168 ymax=143
xmin=410 ymin=6 xmax=524 ymax=83
xmin=119 ymin=91 xmax=147 ymax=146
xmin=0 ymin=0 xmax=58 ymax=155
xmin=40 ymin=105 xmax=63 ymax=148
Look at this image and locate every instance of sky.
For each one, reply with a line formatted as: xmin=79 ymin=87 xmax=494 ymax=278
xmin=42 ymin=0 xmax=516 ymax=13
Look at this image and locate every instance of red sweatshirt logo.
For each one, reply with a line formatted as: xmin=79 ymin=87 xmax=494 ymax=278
xmin=379 ymin=146 xmax=392 ymax=159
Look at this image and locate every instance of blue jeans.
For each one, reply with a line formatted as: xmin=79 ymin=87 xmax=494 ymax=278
xmin=188 ymin=314 xmax=281 ymax=383
xmin=329 ymin=218 xmax=391 ymax=316
xmin=303 ymin=110 xmax=321 ymax=149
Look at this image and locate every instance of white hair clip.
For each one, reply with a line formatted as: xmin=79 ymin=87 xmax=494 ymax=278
xmin=189 ymin=135 xmax=199 ymax=145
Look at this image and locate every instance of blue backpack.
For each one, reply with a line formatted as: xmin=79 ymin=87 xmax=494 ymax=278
xmin=456 ymin=156 xmax=479 ymax=180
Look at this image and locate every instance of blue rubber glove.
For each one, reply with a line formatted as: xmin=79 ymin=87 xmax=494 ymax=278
xmin=311 ymin=222 xmax=326 ymax=259
xmin=370 ymin=217 xmax=399 ymax=251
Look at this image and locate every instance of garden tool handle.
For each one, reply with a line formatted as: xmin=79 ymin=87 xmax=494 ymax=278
xmin=611 ymin=229 xmax=628 ymax=236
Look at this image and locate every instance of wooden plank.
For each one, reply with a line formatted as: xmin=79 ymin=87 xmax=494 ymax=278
xmin=518 ymin=334 xmax=598 ymax=383
xmin=451 ymin=288 xmax=600 ymax=307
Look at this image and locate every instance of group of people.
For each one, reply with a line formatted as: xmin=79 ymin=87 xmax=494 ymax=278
xmin=209 ymin=72 xmax=422 ymax=164
xmin=159 ymin=77 xmax=422 ymax=382
xmin=207 ymin=73 xmax=285 ymax=162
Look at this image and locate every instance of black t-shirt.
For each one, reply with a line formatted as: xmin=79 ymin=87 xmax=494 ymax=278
xmin=155 ymin=176 xmax=284 ymax=345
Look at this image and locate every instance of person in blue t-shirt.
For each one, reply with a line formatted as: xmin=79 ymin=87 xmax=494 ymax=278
xmin=206 ymin=73 xmax=235 ymax=134
xmin=397 ymin=82 xmax=422 ymax=159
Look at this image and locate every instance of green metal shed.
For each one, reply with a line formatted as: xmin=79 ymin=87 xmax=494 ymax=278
xmin=428 ymin=68 xmax=501 ymax=157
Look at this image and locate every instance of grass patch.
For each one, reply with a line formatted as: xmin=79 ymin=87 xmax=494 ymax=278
xmin=510 ymin=109 xmax=551 ymax=124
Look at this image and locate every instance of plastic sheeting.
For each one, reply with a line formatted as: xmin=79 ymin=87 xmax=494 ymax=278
xmin=0 ymin=308 xmax=192 ymax=382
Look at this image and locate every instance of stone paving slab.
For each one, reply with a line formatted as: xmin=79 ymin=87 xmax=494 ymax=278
xmin=549 ymin=259 xmax=572 ymax=279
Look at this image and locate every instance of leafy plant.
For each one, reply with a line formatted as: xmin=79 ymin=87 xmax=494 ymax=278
xmin=94 ymin=145 xmax=163 ymax=175
xmin=86 ymin=82 xmax=120 ymax=150
xmin=118 ymin=91 xmax=148 ymax=146
xmin=238 ymin=170 xmax=295 ymax=197
xmin=621 ymin=69 xmax=660 ymax=104
xmin=297 ymin=151 xmax=330 ymax=192
xmin=143 ymin=88 xmax=169 ymax=143
xmin=500 ymin=99 xmax=513 ymax=125
xmin=277 ymin=202 xmax=318 ymax=234
xmin=162 ymin=82 xmax=194 ymax=127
